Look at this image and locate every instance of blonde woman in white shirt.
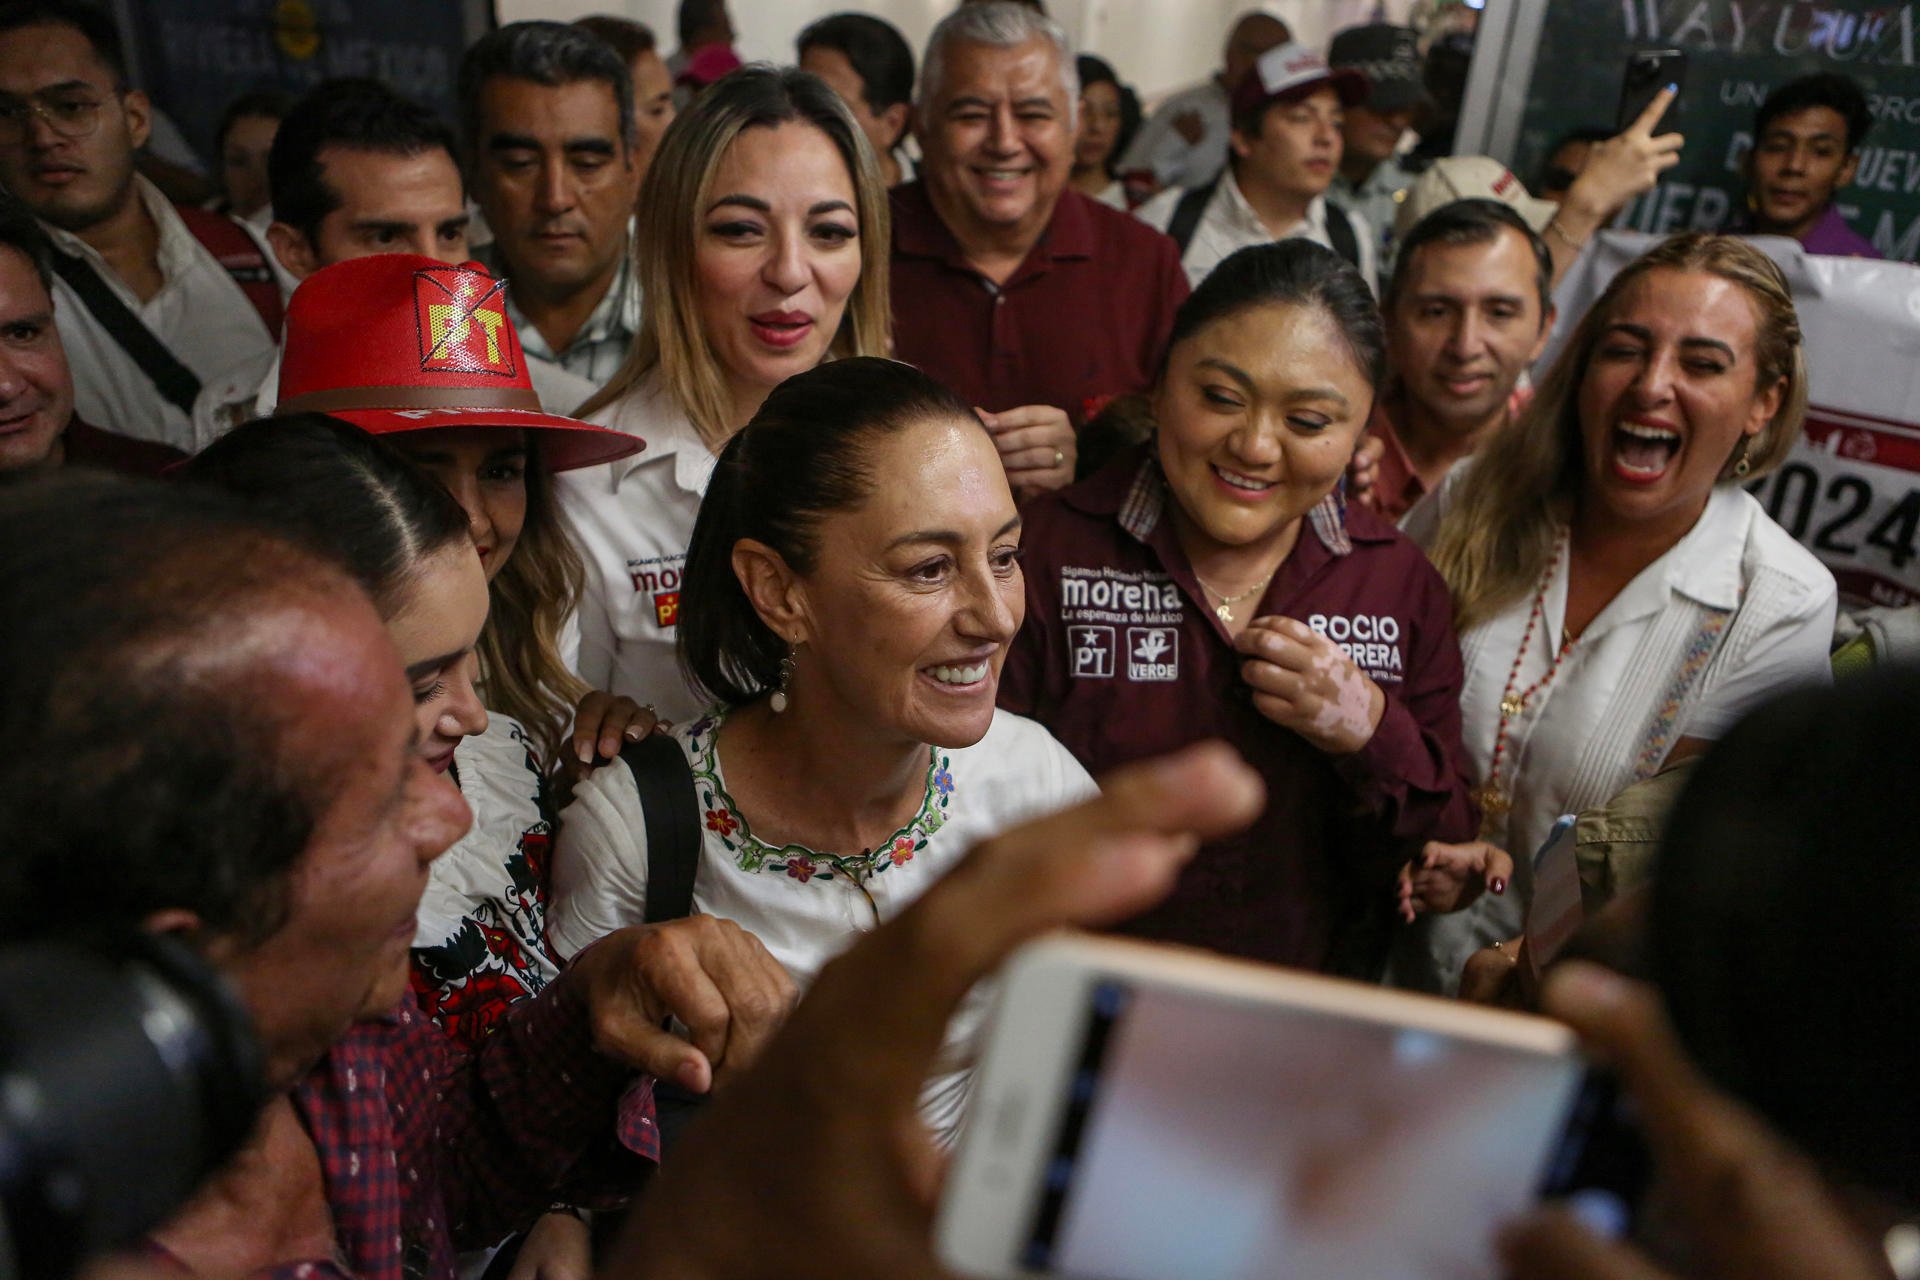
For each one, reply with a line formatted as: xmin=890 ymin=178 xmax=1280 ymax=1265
xmin=551 ymin=359 xmax=1097 ymax=1141
xmin=1394 ymin=233 xmax=1836 ymax=995
xmin=561 ymin=66 xmax=893 ymax=723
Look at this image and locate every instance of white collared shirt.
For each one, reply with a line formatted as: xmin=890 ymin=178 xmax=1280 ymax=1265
xmin=550 ymin=705 xmax=1098 ymax=1139
xmin=477 ymin=229 xmax=642 ymax=399
xmin=44 ymin=176 xmax=280 ymax=451
xmin=1392 ymin=478 xmax=1837 ymax=993
xmin=1136 ymin=166 xmax=1378 ymax=293
xmin=557 ymin=374 xmax=717 ymax=723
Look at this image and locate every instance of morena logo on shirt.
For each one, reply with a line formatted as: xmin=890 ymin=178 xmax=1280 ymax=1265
xmin=1060 ymin=566 xmax=1186 ymax=682
xmin=1061 ymin=571 xmax=1182 ymax=614
xmin=627 ymin=553 xmax=687 ymax=629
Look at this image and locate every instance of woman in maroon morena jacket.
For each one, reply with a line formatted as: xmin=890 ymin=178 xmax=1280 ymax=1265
xmin=1001 ymin=241 xmax=1496 ymax=976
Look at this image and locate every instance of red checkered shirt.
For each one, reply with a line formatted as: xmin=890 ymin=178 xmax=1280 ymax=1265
xmin=260 ymin=969 xmax=657 ymax=1280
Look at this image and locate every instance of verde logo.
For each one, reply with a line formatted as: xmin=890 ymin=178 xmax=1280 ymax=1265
xmin=1127 ymin=627 xmax=1178 ymax=681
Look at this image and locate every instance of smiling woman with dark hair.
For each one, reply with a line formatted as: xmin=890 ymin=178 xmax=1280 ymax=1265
xmin=552 ymin=357 xmax=1094 ymax=1142
xmin=1003 ymin=239 xmax=1482 ymax=978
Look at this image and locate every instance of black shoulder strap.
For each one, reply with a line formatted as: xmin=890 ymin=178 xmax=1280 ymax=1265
xmin=1166 ymin=180 xmax=1218 ymax=255
xmin=1323 ymin=200 xmax=1361 ymax=271
xmin=619 ymin=733 xmax=701 ymax=924
xmin=48 ymin=248 xmax=202 ymax=418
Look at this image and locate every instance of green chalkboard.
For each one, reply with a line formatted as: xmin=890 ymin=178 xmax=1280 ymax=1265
xmin=1505 ymin=1 xmax=1919 ymax=260
xmin=123 ymin=0 xmax=493 ymax=168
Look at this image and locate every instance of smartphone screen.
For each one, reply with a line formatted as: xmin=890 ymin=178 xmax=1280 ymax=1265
xmin=1018 ymin=979 xmax=1587 ymax=1280
xmin=1617 ymin=48 xmax=1686 ymax=133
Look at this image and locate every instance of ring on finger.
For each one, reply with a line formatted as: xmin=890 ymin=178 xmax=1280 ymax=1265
xmin=1052 ymin=447 xmax=1065 ymax=469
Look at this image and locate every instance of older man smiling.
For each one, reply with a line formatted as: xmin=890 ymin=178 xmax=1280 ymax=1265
xmin=889 ymin=1 xmax=1187 ymax=498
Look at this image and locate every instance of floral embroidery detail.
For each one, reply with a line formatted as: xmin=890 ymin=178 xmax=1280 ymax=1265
xmin=686 ymin=710 xmax=958 ymax=891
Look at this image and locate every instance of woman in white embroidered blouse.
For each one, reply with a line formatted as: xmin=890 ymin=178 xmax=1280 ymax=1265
xmin=1393 ymin=233 xmax=1836 ymax=995
xmin=560 ymin=67 xmax=895 ymax=722
xmin=551 ymin=360 xmax=1097 ymax=1140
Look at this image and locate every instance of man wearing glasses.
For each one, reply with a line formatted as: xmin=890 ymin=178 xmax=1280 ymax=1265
xmin=0 ymin=1 xmax=280 ymax=452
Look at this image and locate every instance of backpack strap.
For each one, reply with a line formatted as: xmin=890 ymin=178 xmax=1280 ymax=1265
xmin=49 ymin=249 xmax=203 ymax=418
xmin=1166 ymin=179 xmax=1218 ymax=256
xmin=619 ymin=732 xmax=701 ymax=923
xmin=616 ymin=730 xmax=709 ymax=1152
xmin=1323 ymin=200 xmax=1361 ymax=272
xmin=176 ymin=205 xmax=284 ymax=338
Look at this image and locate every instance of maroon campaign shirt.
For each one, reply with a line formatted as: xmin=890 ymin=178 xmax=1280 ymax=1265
xmin=63 ymin=417 xmax=187 ymax=478
xmin=889 ymin=182 xmax=1189 ymax=422
xmin=1000 ymin=446 xmax=1478 ymax=971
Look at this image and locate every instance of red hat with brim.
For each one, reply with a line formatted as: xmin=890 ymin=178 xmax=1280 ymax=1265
xmin=1231 ymin=41 xmax=1370 ymax=121
xmin=276 ymin=254 xmax=643 ymax=472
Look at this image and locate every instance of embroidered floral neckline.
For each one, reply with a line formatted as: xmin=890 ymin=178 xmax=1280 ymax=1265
xmin=683 ymin=712 xmax=956 ymax=888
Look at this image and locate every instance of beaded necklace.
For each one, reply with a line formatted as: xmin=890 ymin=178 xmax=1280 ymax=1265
xmin=1473 ymin=530 xmax=1578 ymax=838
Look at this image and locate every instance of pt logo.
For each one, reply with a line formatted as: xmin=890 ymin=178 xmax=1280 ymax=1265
xmin=413 ymin=267 xmax=516 ymax=376
xmin=1127 ymin=627 xmax=1179 ymax=681
xmin=1068 ymin=625 xmax=1115 ymax=679
xmin=653 ymin=592 xmax=680 ymax=628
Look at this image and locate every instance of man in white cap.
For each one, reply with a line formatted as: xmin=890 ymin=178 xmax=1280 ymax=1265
xmin=1136 ymin=41 xmax=1375 ymax=291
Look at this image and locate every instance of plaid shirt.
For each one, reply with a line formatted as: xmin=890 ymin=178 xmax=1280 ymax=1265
xmin=475 ymin=235 xmax=642 ymax=395
xmin=262 ymin=969 xmax=657 ymax=1280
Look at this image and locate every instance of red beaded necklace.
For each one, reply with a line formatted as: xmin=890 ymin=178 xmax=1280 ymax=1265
xmin=1474 ymin=530 xmax=1578 ymax=838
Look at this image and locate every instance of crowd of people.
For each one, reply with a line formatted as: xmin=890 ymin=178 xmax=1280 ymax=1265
xmin=0 ymin=0 xmax=1910 ymax=1278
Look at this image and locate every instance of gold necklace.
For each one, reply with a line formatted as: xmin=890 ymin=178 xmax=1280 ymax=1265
xmin=1194 ymin=568 xmax=1277 ymax=625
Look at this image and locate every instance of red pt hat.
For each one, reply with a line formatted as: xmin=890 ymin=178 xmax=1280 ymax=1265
xmin=276 ymin=254 xmax=643 ymax=471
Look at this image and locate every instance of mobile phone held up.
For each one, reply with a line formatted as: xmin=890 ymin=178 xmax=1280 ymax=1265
xmin=936 ymin=934 xmax=1648 ymax=1280
xmin=1618 ymin=47 xmax=1687 ymax=135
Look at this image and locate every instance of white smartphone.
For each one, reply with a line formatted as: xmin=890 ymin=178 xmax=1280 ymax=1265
xmin=937 ymin=934 xmax=1603 ymax=1280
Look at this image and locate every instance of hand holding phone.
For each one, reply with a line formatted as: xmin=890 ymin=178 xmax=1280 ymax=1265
xmin=939 ymin=936 xmax=1634 ymax=1280
xmin=1616 ymin=47 xmax=1687 ymax=135
xmin=1557 ymin=79 xmax=1686 ymax=232
xmin=1501 ymin=964 xmax=1888 ymax=1280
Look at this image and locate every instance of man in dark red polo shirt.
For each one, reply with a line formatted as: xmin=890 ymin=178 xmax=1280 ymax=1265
xmin=891 ymin=1 xmax=1188 ymax=498
xmin=1000 ymin=443 xmax=1479 ymax=973
xmin=1363 ymin=198 xmax=1553 ymax=521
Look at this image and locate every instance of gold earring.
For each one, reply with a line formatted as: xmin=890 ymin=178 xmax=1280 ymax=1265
xmin=1732 ymin=437 xmax=1753 ymax=479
